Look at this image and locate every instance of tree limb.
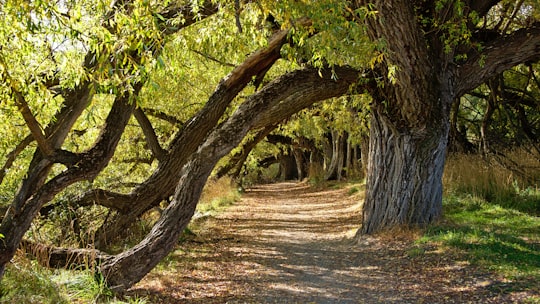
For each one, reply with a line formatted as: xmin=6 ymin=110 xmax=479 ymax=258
xmin=134 ymin=108 xmax=167 ymax=161
xmin=457 ymin=23 xmax=540 ymax=96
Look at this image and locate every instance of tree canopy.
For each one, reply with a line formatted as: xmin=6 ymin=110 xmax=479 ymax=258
xmin=1 ymin=0 xmax=539 ymax=292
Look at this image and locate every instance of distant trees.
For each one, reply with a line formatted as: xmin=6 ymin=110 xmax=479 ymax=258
xmin=0 ymin=0 xmax=362 ymax=291
xmin=1 ymin=0 xmax=540 ymax=293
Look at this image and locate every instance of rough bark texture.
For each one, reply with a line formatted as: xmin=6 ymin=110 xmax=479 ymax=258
xmin=360 ymin=111 xmax=449 ymax=234
xmin=99 ymin=65 xmax=360 ymax=292
xmin=356 ymin=0 xmax=447 ymax=234
xmin=357 ymin=0 xmax=540 ymax=235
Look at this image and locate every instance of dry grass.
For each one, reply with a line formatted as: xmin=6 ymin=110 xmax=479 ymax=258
xmin=443 ymin=148 xmax=539 ymax=202
xmin=197 ymin=177 xmax=240 ymax=214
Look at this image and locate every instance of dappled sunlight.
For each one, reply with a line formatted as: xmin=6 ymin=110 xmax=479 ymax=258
xmin=127 ymin=182 xmax=530 ymax=303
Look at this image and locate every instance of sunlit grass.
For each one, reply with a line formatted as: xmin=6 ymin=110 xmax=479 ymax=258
xmin=423 ymin=193 xmax=540 ymax=277
xmin=414 ymin=151 xmax=540 ymax=300
xmin=1 ymin=256 xmax=149 ymax=303
xmin=196 ymin=177 xmax=241 ymax=215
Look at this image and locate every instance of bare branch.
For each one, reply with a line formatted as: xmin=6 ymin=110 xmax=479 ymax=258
xmin=134 ymin=108 xmax=167 ymax=161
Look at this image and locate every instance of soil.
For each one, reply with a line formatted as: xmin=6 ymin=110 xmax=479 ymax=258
xmin=128 ymin=182 xmax=534 ymax=303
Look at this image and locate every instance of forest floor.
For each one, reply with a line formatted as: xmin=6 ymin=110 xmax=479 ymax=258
xmin=127 ymin=182 xmax=534 ymax=303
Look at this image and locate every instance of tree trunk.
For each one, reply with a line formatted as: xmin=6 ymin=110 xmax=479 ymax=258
xmin=279 ymin=152 xmax=298 ymax=180
xmin=324 ymin=131 xmax=346 ymax=180
xmin=359 ymin=110 xmax=449 ymax=234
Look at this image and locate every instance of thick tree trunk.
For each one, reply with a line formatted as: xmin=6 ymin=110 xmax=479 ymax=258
xmin=359 ymin=110 xmax=449 ymax=234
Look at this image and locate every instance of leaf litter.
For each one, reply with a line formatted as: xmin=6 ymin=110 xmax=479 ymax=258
xmin=127 ymin=182 xmax=537 ymax=303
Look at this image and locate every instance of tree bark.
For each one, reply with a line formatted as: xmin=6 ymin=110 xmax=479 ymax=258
xmin=356 ymin=0 xmax=451 ymax=234
xmin=99 ymin=65 xmax=360 ymax=292
xmin=359 ymin=110 xmax=449 ymax=234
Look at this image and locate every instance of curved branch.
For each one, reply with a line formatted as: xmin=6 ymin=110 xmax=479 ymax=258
xmin=99 ymin=65 xmax=363 ymax=291
xmin=457 ymin=23 xmax=540 ymax=96
xmin=91 ymin=19 xmax=314 ymax=247
xmin=253 ymin=67 xmax=370 ymax=128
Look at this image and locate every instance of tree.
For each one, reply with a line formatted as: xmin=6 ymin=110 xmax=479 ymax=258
xmin=0 ymin=0 xmax=363 ymax=291
xmin=2 ymin=0 xmax=540 ymax=294
xmin=357 ymin=0 xmax=540 ymax=234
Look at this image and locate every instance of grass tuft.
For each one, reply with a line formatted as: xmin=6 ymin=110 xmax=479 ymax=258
xmin=196 ymin=177 xmax=240 ymax=215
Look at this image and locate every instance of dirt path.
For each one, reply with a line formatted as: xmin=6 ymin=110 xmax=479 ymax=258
xmin=129 ymin=182 xmax=516 ymax=303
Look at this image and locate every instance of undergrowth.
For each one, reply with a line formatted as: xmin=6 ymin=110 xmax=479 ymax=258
xmin=413 ymin=150 xmax=540 ymax=300
xmin=0 ymin=177 xmax=239 ymax=303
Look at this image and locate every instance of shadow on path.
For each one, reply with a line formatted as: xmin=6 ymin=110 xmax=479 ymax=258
xmin=129 ymin=182 xmax=514 ymax=303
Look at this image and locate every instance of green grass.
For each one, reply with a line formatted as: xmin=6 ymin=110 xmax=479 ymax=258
xmin=415 ymin=190 xmax=540 ymax=298
xmin=196 ymin=177 xmax=240 ymax=215
xmin=0 ymin=260 xmax=148 ymax=303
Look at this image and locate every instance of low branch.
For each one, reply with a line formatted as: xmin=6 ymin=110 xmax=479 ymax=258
xmin=20 ymin=239 xmax=111 ymax=269
xmin=253 ymin=66 xmax=370 ymax=129
xmin=144 ymin=108 xmax=184 ymax=125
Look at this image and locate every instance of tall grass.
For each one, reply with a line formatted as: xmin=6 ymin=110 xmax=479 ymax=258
xmin=415 ymin=149 xmax=540 ymax=301
xmin=196 ymin=177 xmax=241 ymax=214
xmin=0 ymin=255 xmax=147 ymax=303
xmin=443 ymin=150 xmax=539 ymax=214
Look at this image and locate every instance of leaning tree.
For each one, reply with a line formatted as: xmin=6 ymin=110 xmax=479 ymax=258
xmin=1 ymin=0 xmax=540 ymax=293
xmin=0 ymin=0 xmax=364 ymax=291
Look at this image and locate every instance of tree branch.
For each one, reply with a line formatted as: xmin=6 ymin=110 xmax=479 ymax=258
xmin=0 ymin=135 xmax=33 ymax=185
xmin=134 ymin=108 xmax=167 ymax=161
xmin=457 ymin=23 xmax=540 ymax=96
